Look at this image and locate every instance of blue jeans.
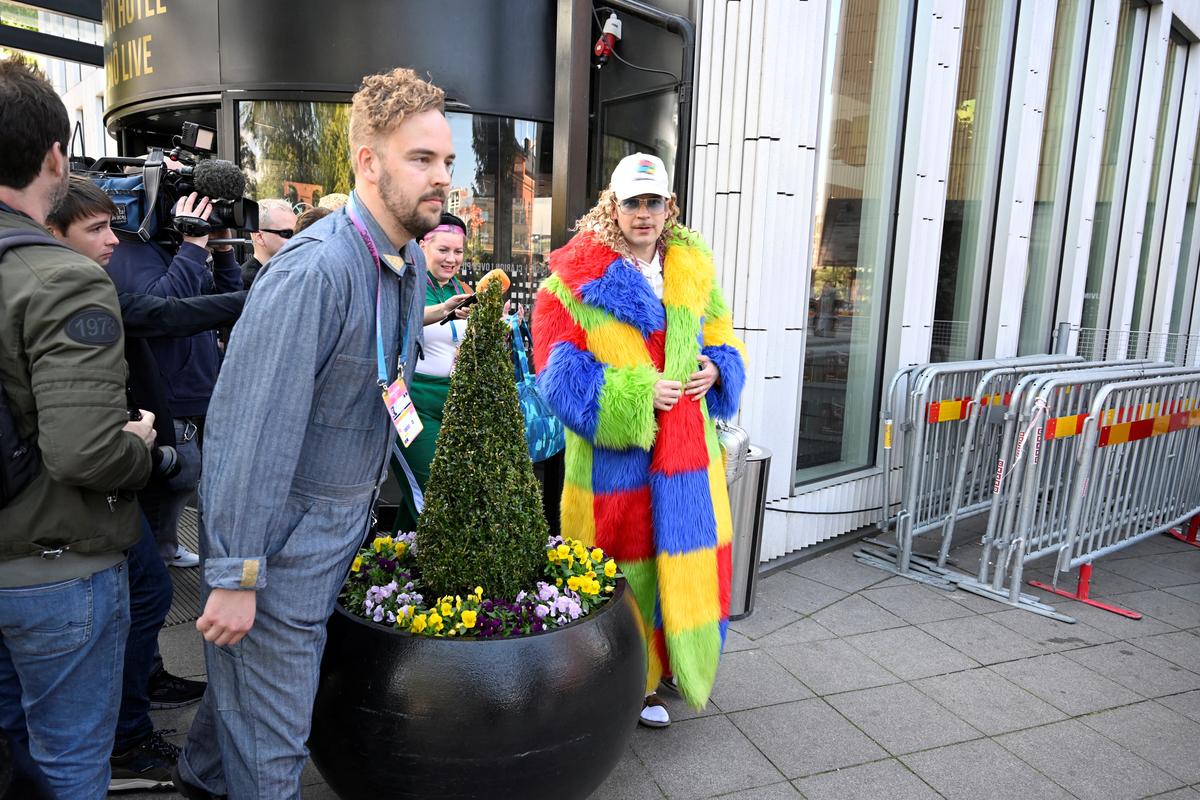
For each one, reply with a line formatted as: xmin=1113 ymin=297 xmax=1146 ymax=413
xmin=178 ymin=497 xmax=371 ymax=799
xmin=0 ymin=562 xmax=130 ymax=799
xmin=141 ymin=419 xmax=202 ymax=559
xmin=115 ymin=516 xmax=173 ymax=752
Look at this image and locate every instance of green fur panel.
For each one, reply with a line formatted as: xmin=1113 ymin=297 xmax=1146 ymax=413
xmin=663 ymin=305 xmax=703 ymax=382
xmin=595 ymin=363 xmax=659 ymax=450
xmin=664 ymin=623 xmax=722 ymax=708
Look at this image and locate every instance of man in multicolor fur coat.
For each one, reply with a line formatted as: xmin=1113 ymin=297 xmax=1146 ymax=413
xmin=532 ymin=153 xmax=747 ymax=728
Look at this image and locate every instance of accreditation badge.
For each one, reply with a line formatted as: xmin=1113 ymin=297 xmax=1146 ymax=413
xmin=382 ymin=376 xmax=423 ymax=447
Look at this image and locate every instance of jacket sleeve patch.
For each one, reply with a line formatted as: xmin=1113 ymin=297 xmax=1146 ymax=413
xmin=63 ymin=308 xmax=121 ymax=345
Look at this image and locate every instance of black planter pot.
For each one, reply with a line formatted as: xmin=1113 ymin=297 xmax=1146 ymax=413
xmin=310 ymin=578 xmax=647 ymax=800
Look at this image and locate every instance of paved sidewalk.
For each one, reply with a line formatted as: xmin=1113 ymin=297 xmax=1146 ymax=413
xmin=124 ymin=521 xmax=1200 ymax=799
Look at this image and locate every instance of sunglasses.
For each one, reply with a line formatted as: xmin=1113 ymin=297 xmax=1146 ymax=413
xmin=618 ymin=197 xmax=667 ymax=214
xmin=260 ymin=227 xmax=295 ymax=239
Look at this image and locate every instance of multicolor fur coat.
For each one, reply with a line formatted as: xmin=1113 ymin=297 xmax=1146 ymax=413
xmin=532 ymin=227 xmax=747 ymax=708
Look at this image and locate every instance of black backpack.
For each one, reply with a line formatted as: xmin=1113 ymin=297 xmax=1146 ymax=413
xmin=0 ymin=229 xmax=69 ymax=508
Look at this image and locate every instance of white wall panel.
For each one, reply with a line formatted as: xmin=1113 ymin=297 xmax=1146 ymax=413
xmin=1056 ymin=0 xmax=1122 ymax=334
xmin=984 ymin=1 xmax=1058 ymax=357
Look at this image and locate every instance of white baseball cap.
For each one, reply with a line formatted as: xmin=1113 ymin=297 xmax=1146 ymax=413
xmin=610 ymin=152 xmax=672 ymax=201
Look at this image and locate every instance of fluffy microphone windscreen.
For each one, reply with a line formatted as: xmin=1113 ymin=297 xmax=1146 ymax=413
xmin=475 ymin=268 xmax=511 ymax=294
xmin=192 ymin=159 xmax=247 ymax=201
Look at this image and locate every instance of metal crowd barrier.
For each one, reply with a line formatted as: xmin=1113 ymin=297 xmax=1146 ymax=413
xmin=955 ymin=364 xmax=1199 ymax=620
xmin=1034 ymin=373 xmax=1200 ymax=617
xmin=861 ymin=355 xmax=1078 ymax=587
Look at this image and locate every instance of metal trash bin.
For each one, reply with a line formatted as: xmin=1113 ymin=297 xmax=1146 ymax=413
xmin=728 ymin=445 xmax=772 ymax=620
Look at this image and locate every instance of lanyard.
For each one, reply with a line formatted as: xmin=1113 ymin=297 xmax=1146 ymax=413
xmin=347 ymin=197 xmax=410 ymax=388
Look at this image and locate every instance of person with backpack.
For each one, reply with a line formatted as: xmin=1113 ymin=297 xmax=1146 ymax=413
xmin=0 ymin=57 xmax=155 ymax=799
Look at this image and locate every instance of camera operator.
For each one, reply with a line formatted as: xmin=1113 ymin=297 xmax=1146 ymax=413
xmin=46 ymin=175 xmax=251 ymax=791
xmin=241 ymin=198 xmax=297 ymax=289
xmin=106 ymin=172 xmax=244 ymax=571
xmin=0 ymin=58 xmax=154 ymax=798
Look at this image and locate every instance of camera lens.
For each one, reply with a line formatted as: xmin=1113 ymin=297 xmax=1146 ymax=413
xmin=152 ymin=445 xmax=181 ymax=480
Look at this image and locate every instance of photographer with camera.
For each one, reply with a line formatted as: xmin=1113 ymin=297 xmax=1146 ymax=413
xmin=0 ymin=58 xmax=155 ymax=798
xmin=47 ymin=175 xmax=251 ymax=791
xmin=106 ymin=160 xmax=246 ymax=572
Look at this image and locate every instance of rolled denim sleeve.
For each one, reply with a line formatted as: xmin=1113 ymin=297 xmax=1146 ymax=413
xmin=201 ymin=260 xmax=344 ymax=590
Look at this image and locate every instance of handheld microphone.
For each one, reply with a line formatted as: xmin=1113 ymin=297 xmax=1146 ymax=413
xmin=439 ymin=268 xmax=511 ymax=325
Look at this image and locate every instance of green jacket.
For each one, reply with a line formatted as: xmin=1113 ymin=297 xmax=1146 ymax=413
xmin=0 ymin=207 xmax=150 ymax=560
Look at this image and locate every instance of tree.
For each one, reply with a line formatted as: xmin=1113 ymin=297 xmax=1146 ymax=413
xmin=415 ymin=279 xmax=548 ymax=599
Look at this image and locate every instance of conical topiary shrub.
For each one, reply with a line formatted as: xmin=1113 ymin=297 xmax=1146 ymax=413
xmin=414 ymin=279 xmax=549 ymax=600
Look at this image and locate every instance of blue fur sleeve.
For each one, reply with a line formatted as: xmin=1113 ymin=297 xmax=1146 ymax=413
xmin=702 ymin=344 xmax=745 ymax=420
xmin=537 ymin=341 xmax=603 ymax=439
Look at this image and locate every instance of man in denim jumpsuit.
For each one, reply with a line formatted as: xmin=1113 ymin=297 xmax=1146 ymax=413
xmin=174 ymin=68 xmax=456 ymax=799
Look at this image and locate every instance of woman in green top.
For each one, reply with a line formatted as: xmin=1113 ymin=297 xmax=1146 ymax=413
xmin=393 ymin=213 xmax=473 ymax=531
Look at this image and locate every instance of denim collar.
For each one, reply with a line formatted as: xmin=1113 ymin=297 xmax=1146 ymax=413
xmin=349 ymin=190 xmax=414 ymax=276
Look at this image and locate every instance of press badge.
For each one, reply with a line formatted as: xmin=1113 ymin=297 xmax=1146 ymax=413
xmin=383 ymin=376 xmax=423 ymax=447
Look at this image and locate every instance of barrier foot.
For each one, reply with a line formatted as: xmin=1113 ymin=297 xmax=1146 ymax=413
xmin=853 ymin=543 xmax=960 ymax=590
xmin=1027 ymin=564 xmax=1143 ymax=620
xmin=955 ymin=577 xmax=1076 ymax=623
xmin=1166 ymin=516 xmax=1200 ymax=549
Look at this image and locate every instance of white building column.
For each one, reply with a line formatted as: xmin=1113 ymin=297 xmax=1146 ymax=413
xmin=1055 ymin=0 xmax=1123 ymax=349
xmin=983 ymin=1 xmax=1059 ymax=357
xmin=1109 ymin=3 xmax=1172 ymax=339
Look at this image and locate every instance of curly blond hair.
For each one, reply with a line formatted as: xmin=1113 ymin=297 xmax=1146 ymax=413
xmin=573 ymin=188 xmax=682 ymax=258
xmin=349 ymin=67 xmax=445 ymax=150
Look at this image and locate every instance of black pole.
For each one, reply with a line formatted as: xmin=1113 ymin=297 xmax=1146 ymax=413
xmin=551 ymin=0 xmax=593 ymax=249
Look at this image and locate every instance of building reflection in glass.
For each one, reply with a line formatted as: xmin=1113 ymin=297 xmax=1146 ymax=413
xmin=238 ymin=101 xmax=553 ymax=309
xmin=797 ymin=0 xmax=911 ymax=483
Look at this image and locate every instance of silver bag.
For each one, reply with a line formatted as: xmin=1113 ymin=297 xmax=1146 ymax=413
xmin=715 ymin=420 xmax=749 ymax=485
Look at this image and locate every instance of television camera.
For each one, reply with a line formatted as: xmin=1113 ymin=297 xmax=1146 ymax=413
xmin=72 ymin=122 xmax=258 ymax=243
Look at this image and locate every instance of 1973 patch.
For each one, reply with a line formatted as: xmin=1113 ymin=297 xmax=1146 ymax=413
xmin=64 ymin=308 xmax=121 ymax=345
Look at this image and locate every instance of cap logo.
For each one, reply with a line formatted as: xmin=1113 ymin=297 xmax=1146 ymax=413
xmin=636 ymin=159 xmax=656 ymax=175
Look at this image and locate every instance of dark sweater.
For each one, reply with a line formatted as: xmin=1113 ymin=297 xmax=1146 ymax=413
xmin=106 ymin=239 xmax=242 ymax=417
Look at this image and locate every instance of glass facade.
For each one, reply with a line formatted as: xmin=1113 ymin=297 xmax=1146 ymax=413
xmin=1080 ymin=1 xmax=1146 ymax=332
xmin=1017 ymin=0 xmax=1088 ymax=355
xmin=796 ymin=0 xmax=912 ymax=483
xmin=237 ymin=102 xmax=553 ymax=308
xmin=1170 ymin=128 xmax=1200 ymax=335
xmin=1130 ymin=35 xmax=1188 ymax=334
xmin=931 ymin=0 xmax=1016 ymax=362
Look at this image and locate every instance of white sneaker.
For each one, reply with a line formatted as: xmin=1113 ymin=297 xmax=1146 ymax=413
xmin=165 ymin=544 xmax=199 ymax=568
xmin=638 ymin=693 xmax=670 ymax=728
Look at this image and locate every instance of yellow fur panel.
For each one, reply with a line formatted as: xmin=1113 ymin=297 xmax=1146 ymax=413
xmin=586 ymin=320 xmax=651 ymax=368
xmin=656 ymin=549 xmax=720 ymax=630
xmin=560 ymin=482 xmax=595 ymax=547
xmin=702 ymin=315 xmax=747 ymax=361
xmin=708 ymin=458 xmax=734 ymax=546
xmin=663 ymin=246 xmax=712 ymax=316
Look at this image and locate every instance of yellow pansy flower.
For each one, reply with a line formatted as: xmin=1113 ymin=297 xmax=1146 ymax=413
xmin=350 ymin=556 xmax=363 ymax=573
xmin=372 ymin=536 xmax=393 ymax=553
xmin=556 ymin=544 xmax=570 ymax=559
xmin=461 ymin=610 xmax=477 ymax=628
xmin=412 ymin=614 xmax=427 ymax=633
xmin=590 ymin=547 xmax=604 ymax=562
xmin=567 ymin=575 xmax=581 ymax=591
xmin=604 ymin=559 xmax=617 ymax=578
xmin=395 ymin=541 xmax=408 ymax=557
xmin=440 ymin=602 xmax=453 ymax=617
xmin=555 ymin=578 xmax=563 ymax=587
xmin=428 ymin=613 xmax=443 ymax=630
xmin=474 ymin=586 xmax=484 ymax=598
